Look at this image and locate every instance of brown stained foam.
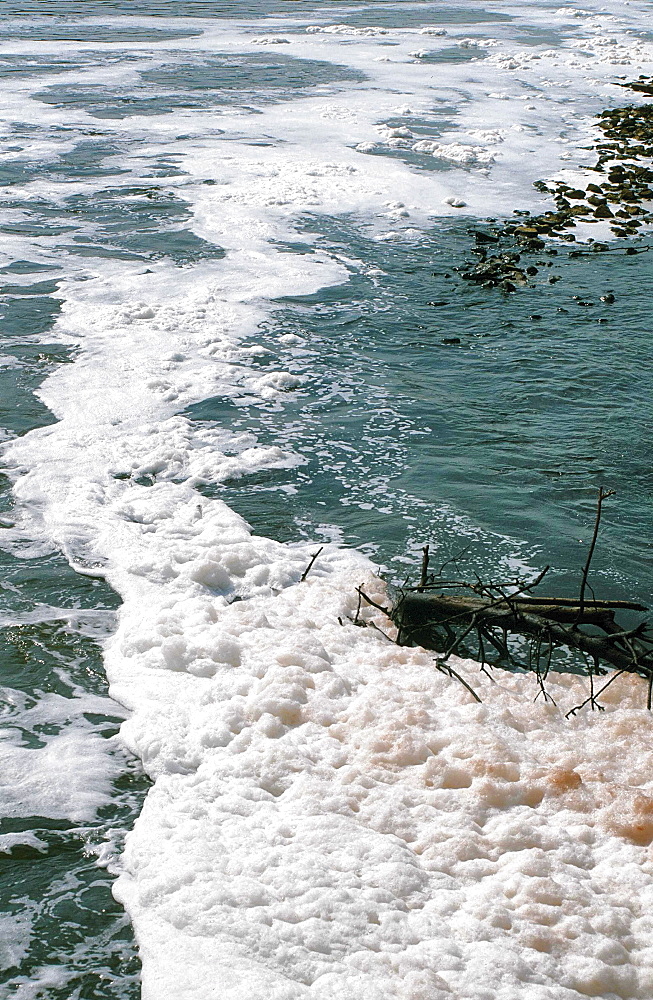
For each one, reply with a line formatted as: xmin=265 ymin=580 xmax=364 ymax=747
xmin=337 ymin=633 xmax=653 ymax=846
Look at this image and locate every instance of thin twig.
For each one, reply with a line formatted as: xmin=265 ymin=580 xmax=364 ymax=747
xmin=480 ymin=625 xmax=517 ymax=667
xmin=477 ymin=630 xmax=495 ymax=681
xmin=367 ymin=621 xmax=396 ymax=643
xmin=532 ymin=630 xmax=556 ymax=704
xmin=436 ymin=542 xmax=473 ymax=577
xmin=576 ymin=487 xmax=614 ymax=624
xmin=356 ymin=587 xmax=392 ymax=618
xmin=435 ymin=658 xmax=482 ymax=703
xmin=418 ymin=544 xmax=430 ymax=592
xmin=589 ymin=656 xmax=599 ymax=712
xmin=300 ymin=546 xmax=324 ymax=582
xmin=566 ymin=669 xmax=626 ymax=718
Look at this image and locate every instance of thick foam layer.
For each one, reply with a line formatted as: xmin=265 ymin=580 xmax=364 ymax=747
xmin=116 ymin=636 xmax=653 ymax=1000
xmin=2 ymin=2 xmax=653 ymax=998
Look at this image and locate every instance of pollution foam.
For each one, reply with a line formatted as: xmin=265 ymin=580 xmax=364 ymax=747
xmin=3 ymin=1 xmax=653 ymax=997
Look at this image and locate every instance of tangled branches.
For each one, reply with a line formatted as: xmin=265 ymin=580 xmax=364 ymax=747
xmin=356 ymin=489 xmax=653 ymax=712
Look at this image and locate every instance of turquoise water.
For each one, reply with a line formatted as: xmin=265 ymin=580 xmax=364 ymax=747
xmin=0 ymin=1 xmax=514 ymax=20
xmin=0 ymin=581 xmax=148 ymax=999
xmin=0 ymin=2 xmax=652 ymax=996
xmin=0 ymin=281 xmax=149 ymax=995
xmin=195 ymin=219 xmax=653 ymax=605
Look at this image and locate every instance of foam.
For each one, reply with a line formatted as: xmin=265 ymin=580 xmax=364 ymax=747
xmin=2 ymin=2 xmax=653 ymax=997
xmin=0 ymin=726 xmax=121 ymax=822
xmin=0 ymin=832 xmax=48 ymax=854
xmin=1 ymin=3 xmax=651 ymax=245
xmin=0 ymin=685 xmax=129 ymax=822
xmin=0 ymin=910 xmax=32 ymax=972
xmin=113 ymin=591 xmax=653 ymax=999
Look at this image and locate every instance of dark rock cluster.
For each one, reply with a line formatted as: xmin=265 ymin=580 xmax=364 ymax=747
xmin=461 ymin=249 xmax=530 ymax=291
xmin=460 ymin=76 xmax=653 ymax=290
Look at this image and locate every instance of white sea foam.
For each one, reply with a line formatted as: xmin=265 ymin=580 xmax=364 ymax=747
xmin=0 ymin=727 xmax=120 ymax=822
xmin=2 ymin=1 xmax=653 ymax=996
xmin=0 ymin=685 xmax=128 ymax=822
xmin=0 ymin=832 xmax=48 ymax=854
xmin=0 ymin=910 xmax=32 ymax=972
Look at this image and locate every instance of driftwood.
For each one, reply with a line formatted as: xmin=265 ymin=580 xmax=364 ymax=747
xmin=355 ymin=489 xmax=653 ymax=711
xmin=393 ymin=591 xmax=652 ymax=677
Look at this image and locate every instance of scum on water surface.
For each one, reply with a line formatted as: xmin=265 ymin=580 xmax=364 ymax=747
xmin=0 ymin=2 xmax=652 ymax=996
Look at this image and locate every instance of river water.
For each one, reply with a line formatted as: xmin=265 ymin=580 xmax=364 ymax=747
xmin=1 ymin=3 xmax=653 ymax=998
